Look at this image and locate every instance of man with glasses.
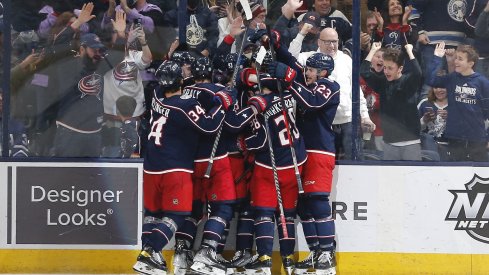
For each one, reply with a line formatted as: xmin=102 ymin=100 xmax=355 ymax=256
xmin=292 ymin=28 xmax=375 ymax=159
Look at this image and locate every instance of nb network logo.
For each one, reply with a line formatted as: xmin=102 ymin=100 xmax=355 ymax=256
xmin=446 ymin=174 xmax=489 ymax=244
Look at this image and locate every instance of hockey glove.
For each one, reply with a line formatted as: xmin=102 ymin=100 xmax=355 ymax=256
xmin=236 ymin=135 xmax=247 ymax=152
xmin=215 ymin=90 xmax=236 ymax=111
xmin=247 ymin=95 xmax=270 ymax=114
xmin=268 ymin=61 xmax=296 ymax=86
xmin=248 ymin=29 xmax=268 ymax=44
xmin=240 ymin=68 xmax=258 ymax=87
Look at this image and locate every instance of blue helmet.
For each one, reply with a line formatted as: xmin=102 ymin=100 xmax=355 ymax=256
xmin=192 ymin=57 xmax=213 ymax=80
xmin=213 ymin=53 xmax=238 ymax=84
xmin=171 ymin=51 xmax=195 ymax=66
xmin=155 ymin=60 xmax=182 ymax=90
xmin=306 ymin=53 xmax=334 ymax=73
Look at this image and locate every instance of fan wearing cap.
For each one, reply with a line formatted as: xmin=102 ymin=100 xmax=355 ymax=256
xmin=51 ymin=31 xmax=109 ymax=158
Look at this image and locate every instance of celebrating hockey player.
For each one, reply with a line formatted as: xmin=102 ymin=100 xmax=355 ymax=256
xmin=133 ymin=60 xmax=227 ymax=275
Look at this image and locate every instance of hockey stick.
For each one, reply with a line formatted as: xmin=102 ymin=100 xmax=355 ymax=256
xmin=204 ymin=0 xmax=253 ymax=178
xmin=265 ymin=28 xmax=304 ymax=194
xmin=255 ymin=46 xmax=288 ymax=239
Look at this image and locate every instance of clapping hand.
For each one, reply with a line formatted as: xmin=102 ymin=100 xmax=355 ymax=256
xmin=111 ymin=10 xmax=127 ymax=36
xmin=434 ymin=42 xmax=446 ymax=58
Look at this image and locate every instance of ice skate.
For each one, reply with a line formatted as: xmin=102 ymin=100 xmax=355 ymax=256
xmin=172 ymin=240 xmax=193 ymax=275
xmin=282 ymin=254 xmax=295 ymax=275
xmin=190 ymin=246 xmax=227 ymax=275
xmin=226 ymin=249 xmax=253 ymax=274
xmin=315 ymin=250 xmax=336 ymax=275
xmin=133 ymin=245 xmax=167 ymax=275
xmin=244 ymin=254 xmax=272 ymax=275
xmin=294 ymin=250 xmax=317 ymax=274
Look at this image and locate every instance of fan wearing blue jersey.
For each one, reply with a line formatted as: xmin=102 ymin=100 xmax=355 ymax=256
xmin=133 ymin=61 xmax=226 ymax=275
xmin=428 ymin=42 xmax=489 ymax=162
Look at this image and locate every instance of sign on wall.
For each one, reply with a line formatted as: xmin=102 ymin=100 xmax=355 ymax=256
xmin=15 ymin=166 xmax=139 ymax=245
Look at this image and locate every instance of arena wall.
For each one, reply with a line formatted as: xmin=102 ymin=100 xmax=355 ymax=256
xmin=0 ymin=162 xmax=488 ymax=274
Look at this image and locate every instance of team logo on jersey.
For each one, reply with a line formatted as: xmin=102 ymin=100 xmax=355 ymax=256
xmin=445 ymin=174 xmax=489 ymax=244
xmin=78 ymin=73 xmax=102 ymax=99
xmin=186 ymin=14 xmax=204 ymax=47
xmin=113 ymin=61 xmax=137 ymax=83
xmin=447 ymin=0 xmax=467 ymax=22
xmin=211 ymin=194 xmax=217 ymax=201
xmin=173 ymin=199 xmax=179 ymax=205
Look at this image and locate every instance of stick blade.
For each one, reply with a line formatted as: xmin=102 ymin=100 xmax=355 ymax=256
xmin=239 ymin=0 xmax=253 ymax=20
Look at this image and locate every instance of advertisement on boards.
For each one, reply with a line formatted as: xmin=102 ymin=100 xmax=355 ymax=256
xmin=15 ymin=166 xmax=139 ymax=245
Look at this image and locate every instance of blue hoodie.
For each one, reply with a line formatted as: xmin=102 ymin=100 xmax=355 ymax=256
xmin=428 ymin=56 xmax=489 ymax=142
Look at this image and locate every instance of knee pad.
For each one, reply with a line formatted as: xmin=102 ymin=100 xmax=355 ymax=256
xmin=308 ymin=195 xmax=332 ymax=220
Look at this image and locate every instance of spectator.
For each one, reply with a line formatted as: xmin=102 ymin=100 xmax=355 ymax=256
xmin=428 ymin=42 xmax=489 ymax=162
xmin=417 ymin=85 xmax=448 ymax=161
xmin=372 ymin=0 xmax=416 ymax=50
xmin=51 ymin=3 xmax=107 ymax=157
xmin=305 ymin=0 xmax=353 ymax=55
xmin=102 ymin=10 xmax=152 ymax=157
xmin=360 ymin=47 xmax=385 ymax=152
xmin=367 ymin=0 xmax=408 ymax=11
xmin=360 ymin=10 xmax=378 ymax=57
xmin=411 ymin=0 xmax=472 ymax=99
xmin=164 ymin=0 xmax=219 ymax=57
xmin=361 ymin=42 xmax=423 ymax=160
xmin=0 ymin=93 xmax=29 ymax=157
xmin=37 ymin=1 xmax=90 ymax=42
xmin=291 ymin=28 xmax=375 ymax=160
xmin=102 ymin=95 xmax=140 ymax=158
xmin=474 ymin=0 xmax=489 ymax=78
xmin=274 ymin=0 xmax=321 ymax=53
xmin=102 ymin=0 xmax=167 ymax=60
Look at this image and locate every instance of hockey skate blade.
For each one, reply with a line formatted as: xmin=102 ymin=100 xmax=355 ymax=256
xmin=171 ymin=266 xmax=187 ymax=275
xmin=284 ymin=266 xmax=294 ymax=275
xmin=132 ymin=261 xmax=167 ymax=275
xmin=244 ymin=268 xmax=271 ymax=275
xmin=293 ymin=268 xmax=315 ymax=275
xmin=316 ymin=268 xmax=336 ymax=275
xmin=190 ymin=262 xmax=226 ymax=275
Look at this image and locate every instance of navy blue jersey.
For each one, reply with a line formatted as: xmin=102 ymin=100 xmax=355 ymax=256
xmin=245 ymin=92 xmax=307 ymax=169
xmin=144 ymin=88 xmax=225 ymax=173
xmin=428 ymin=56 xmax=489 ymax=142
xmin=57 ymin=67 xmax=104 ymax=132
xmin=290 ymin=78 xmax=340 ymax=154
xmin=182 ymin=82 xmax=231 ymax=160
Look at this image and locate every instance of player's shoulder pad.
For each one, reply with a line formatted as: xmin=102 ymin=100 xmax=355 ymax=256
xmin=317 ymin=78 xmax=340 ymax=92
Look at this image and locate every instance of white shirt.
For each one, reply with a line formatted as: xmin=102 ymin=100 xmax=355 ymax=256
xmin=103 ymin=50 xmax=150 ymax=117
xmin=296 ymin=50 xmax=370 ymax=124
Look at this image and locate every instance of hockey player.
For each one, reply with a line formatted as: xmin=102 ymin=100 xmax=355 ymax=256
xmin=132 ymin=60 xmax=228 ymax=275
xmin=288 ymin=53 xmax=340 ymax=275
xmin=217 ymin=52 xmax=261 ymax=271
xmin=240 ymin=58 xmax=307 ymax=275
xmin=171 ymin=57 xmax=237 ymax=275
xmin=255 ymin=28 xmax=341 ymax=274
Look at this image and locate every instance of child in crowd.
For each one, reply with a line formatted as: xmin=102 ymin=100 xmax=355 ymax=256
xmin=428 ymin=42 xmax=489 ymax=162
xmin=361 ymin=42 xmax=422 ymax=160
